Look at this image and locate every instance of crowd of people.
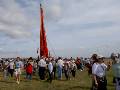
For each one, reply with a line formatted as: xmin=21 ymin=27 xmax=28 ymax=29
xmin=0 ymin=53 xmax=120 ymax=90
xmin=0 ymin=56 xmax=82 ymax=84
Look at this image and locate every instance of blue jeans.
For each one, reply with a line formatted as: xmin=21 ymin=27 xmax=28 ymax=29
xmin=26 ymin=73 xmax=32 ymax=80
xmin=57 ymin=65 xmax=62 ymax=79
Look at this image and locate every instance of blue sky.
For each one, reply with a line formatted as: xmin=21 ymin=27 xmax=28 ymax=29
xmin=0 ymin=0 xmax=120 ymax=58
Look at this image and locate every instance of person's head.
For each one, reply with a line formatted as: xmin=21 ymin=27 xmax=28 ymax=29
xmin=5 ymin=59 xmax=8 ymax=62
xmin=58 ymin=57 xmax=61 ymax=60
xmin=16 ymin=57 xmax=20 ymax=61
xmin=113 ymin=56 xmax=119 ymax=64
xmin=97 ymin=55 xmax=104 ymax=63
xmin=9 ymin=59 xmax=13 ymax=62
xmin=28 ymin=57 xmax=33 ymax=62
xmin=91 ymin=54 xmax=98 ymax=62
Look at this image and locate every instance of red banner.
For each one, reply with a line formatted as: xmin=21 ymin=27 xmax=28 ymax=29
xmin=40 ymin=4 xmax=48 ymax=58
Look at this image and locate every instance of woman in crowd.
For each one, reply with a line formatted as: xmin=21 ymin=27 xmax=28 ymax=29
xmin=71 ymin=60 xmax=77 ymax=79
xmin=25 ymin=57 xmax=33 ymax=80
xmin=64 ymin=60 xmax=70 ymax=80
xmin=8 ymin=59 xmax=15 ymax=77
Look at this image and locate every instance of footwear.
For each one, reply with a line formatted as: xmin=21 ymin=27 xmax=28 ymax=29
xmin=16 ymin=81 xmax=20 ymax=84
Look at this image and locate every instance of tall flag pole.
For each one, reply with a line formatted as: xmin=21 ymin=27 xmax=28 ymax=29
xmin=40 ymin=4 xmax=48 ymax=58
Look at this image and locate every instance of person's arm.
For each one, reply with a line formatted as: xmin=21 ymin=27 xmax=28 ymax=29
xmin=92 ymin=63 xmax=98 ymax=86
xmin=103 ymin=63 xmax=110 ymax=71
xmin=5 ymin=63 xmax=10 ymax=70
xmin=92 ymin=74 xmax=98 ymax=86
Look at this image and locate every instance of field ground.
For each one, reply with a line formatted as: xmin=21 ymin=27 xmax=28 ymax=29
xmin=0 ymin=69 xmax=115 ymax=90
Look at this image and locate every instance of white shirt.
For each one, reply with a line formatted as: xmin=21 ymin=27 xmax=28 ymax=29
xmin=71 ymin=62 xmax=77 ymax=70
xmin=92 ymin=63 xmax=107 ymax=77
xmin=15 ymin=61 xmax=23 ymax=69
xmin=48 ymin=62 xmax=53 ymax=73
xmin=57 ymin=59 xmax=64 ymax=67
xmin=9 ymin=62 xmax=14 ymax=69
xmin=38 ymin=59 xmax=47 ymax=67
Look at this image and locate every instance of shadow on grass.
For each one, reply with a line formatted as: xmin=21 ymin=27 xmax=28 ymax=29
xmin=0 ymin=80 xmax=14 ymax=84
xmin=65 ymin=86 xmax=90 ymax=90
xmin=57 ymin=79 xmax=68 ymax=81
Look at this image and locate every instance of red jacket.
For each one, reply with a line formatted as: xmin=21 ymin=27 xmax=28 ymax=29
xmin=26 ymin=64 xmax=33 ymax=74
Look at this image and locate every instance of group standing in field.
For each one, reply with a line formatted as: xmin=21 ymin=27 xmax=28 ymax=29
xmin=0 ymin=53 xmax=120 ymax=90
xmin=0 ymin=56 xmax=80 ymax=84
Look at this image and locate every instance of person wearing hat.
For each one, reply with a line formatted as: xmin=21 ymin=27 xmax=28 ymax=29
xmin=92 ymin=55 xmax=108 ymax=90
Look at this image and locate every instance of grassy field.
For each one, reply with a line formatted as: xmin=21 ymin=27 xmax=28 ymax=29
xmin=0 ymin=69 xmax=115 ymax=90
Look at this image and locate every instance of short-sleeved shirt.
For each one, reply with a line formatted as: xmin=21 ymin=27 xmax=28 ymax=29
xmin=57 ymin=59 xmax=64 ymax=68
xmin=112 ymin=63 xmax=120 ymax=78
xmin=48 ymin=62 xmax=53 ymax=73
xmin=92 ymin=63 xmax=107 ymax=77
xmin=9 ymin=62 xmax=14 ymax=69
xmin=15 ymin=61 xmax=23 ymax=69
xmin=38 ymin=59 xmax=46 ymax=67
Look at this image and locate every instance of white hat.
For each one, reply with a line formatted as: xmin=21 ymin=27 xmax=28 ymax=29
xmin=97 ymin=55 xmax=104 ymax=59
xmin=10 ymin=59 xmax=13 ymax=62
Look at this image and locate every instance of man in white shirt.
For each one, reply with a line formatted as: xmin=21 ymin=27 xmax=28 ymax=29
xmin=57 ymin=57 xmax=64 ymax=80
xmin=92 ymin=55 xmax=108 ymax=90
xmin=38 ymin=57 xmax=47 ymax=80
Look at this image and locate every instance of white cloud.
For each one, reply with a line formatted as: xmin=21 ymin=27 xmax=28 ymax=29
xmin=44 ymin=0 xmax=120 ymax=57
xmin=0 ymin=0 xmax=120 ymax=57
xmin=0 ymin=0 xmax=38 ymax=39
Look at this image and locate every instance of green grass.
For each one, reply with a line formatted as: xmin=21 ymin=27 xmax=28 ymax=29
xmin=0 ymin=69 xmax=115 ymax=90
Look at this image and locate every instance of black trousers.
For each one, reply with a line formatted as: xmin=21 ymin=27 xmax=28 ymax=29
xmin=53 ymin=67 xmax=56 ymax=79
xmin=9 ymin=69 xmax=14 ymax=77
xmin=92 ymin=76 xmax=107 ymax=90
xmin=71 ymin=70 xmax=76 ymax=77
xmin=39 ymin=67 xmax=46 ymax=80
xmin=47 ymin=72 xmax=53 ymax=83
xmin=64 ymin=70 xmax=69 ymax=80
